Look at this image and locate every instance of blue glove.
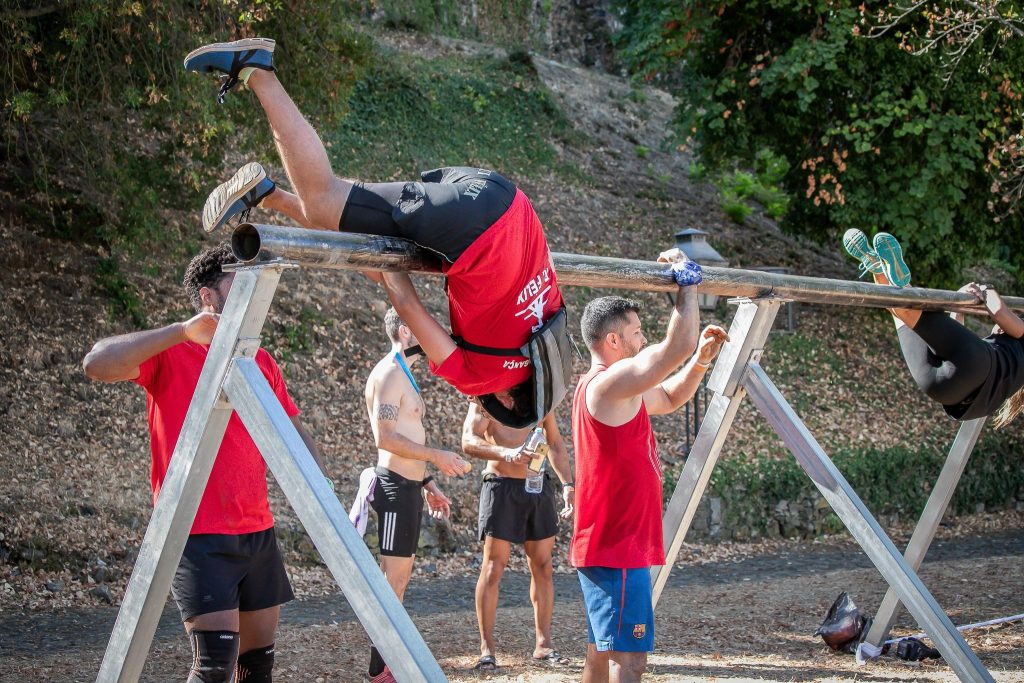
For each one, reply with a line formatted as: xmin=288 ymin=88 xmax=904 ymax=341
xmin=667 ymin=260 xmax=702 ymax=286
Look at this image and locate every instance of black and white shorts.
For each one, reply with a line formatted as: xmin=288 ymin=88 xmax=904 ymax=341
xmin=171 ymin=527 xmax=294 ymax=622
xmin=478 ymin=473 xmax=559 ymax=544
xmin=370 ymin=467 xmax=425 ymax=558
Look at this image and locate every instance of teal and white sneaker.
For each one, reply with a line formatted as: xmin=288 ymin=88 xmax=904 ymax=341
xmin=842 ymin=228 xmax=884 ymax=278
xmin=873 ymin=232 xmax=912 ymax=287
xmin=184 ymin=37 xmax=276 ymax=103
xmin=203 ymin=162 xmax=275 ymax=234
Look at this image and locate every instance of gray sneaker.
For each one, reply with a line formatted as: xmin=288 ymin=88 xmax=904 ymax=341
xmin=842 ymin=228 xmax=884 ymax=277
xmin=202 ymin=162 xmax=275 ymax=233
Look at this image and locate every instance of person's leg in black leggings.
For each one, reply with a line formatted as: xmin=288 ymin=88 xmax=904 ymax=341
xmin=895 ymin=311 xmax=993 ymax=405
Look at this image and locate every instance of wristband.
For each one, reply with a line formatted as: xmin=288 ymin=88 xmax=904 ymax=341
xmin=422 ymin=475 xmax=434 ymax=487
xmin=696 ymin=358 xmax=712 ymax=368
xmin=667 ymin=260 xmax=702 ymax=286
xmin=562 ymin=481 xmax=575 ymax=489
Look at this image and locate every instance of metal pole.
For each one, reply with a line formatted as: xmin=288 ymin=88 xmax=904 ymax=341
xmin=742 ymin=364 xmax=993 ymax=683
xmin=96 ymin=266 xmax=284 ymax=683
xmin=232 ymin=224 xmax=1024 ymax=314
xmin=865 ymin=418 xmax=988 ymax=648
xmin=224 ymin=359 xmax=446 ymax=683
xmin=652 ymin=299 xmax=781 ymax=605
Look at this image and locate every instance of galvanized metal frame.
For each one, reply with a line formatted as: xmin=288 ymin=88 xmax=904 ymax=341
xmin=864 ymin=417 xmax=988 ymax=648
xmin=95 ymin=263 xmax=445 ymax=683
xmin=98 ymin=225 xmax=1016 ymax=683
xmin=232 ymin=223 xmax=1024 ymax=315
xmin=652 ymin=298 xmax=994 ymax=683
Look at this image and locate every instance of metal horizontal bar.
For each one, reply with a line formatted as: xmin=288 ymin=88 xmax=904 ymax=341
xmin=232 ymin=223 xmax=1023 ymax=314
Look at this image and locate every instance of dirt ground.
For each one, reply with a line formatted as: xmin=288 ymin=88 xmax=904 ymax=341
xmin=3 ymin=512 xmax=1022 ymax=682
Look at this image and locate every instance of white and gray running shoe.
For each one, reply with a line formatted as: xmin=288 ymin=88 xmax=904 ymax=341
xmin=202 ymin=162 xmax=275 ymax=234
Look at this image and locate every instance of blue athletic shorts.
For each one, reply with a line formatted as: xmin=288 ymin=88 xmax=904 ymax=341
xmin=577 ymin=566 xmax=655 ymax=652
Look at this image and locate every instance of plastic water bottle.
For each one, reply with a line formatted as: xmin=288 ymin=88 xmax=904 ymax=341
xmin=523 ymin=427 xmax=549 ymax=494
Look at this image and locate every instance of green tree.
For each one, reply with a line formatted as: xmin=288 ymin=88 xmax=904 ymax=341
xmin=613 ymin=0 xmax=1024 ymax=285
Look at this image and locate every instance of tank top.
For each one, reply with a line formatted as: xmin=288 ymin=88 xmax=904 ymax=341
xmin=570 ymin=365 xmax=665 ymax=568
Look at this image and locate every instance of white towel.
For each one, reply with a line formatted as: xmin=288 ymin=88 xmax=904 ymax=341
xmin=856 ymin=641 xmax=883 ymax=665
xmin=348 ymin=467 xmax=377 ymax=535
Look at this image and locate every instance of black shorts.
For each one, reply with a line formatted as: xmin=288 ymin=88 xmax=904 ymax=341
xmin=171 ymin=528 xmax=294 ymax=622
xmin=370 ymin=467 xmax=425 ymax=558
xmin=339 ymin=167 xmax=517 ymax=263
xmin=478 ymin=473 xmax=559 ymax=544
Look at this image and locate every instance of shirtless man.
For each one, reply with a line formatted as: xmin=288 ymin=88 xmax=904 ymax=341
xmin=360 ymin=307 xmax=469 ymax=683
xmin=462 ymin=402 xmax=574 ymax=671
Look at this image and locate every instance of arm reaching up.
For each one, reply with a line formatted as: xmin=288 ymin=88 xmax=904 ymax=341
xmin=592 ymin=249 xmax=702 ymax=402
xmin=379 ymin=272 xmax=459 ymax=366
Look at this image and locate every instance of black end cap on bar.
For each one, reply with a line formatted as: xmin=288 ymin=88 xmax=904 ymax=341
xmin=232 ymin=223 xmax=262 ymax=262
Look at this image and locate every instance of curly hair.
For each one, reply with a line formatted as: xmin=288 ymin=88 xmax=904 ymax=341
xmin=183 ymin=244 xmax=237 ymax=312
xmin=384 ymin=306 xmax=405 ymax=342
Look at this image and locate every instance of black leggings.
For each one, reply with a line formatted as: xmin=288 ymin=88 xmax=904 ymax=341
xmin=898 ymin=311 xmax=993 ymax=406
xmin=338 ymin=167 xmax=516 ymax=263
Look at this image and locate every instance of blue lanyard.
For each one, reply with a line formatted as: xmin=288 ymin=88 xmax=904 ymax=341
xmin=394 ymin=351 xmax=421 ymax=395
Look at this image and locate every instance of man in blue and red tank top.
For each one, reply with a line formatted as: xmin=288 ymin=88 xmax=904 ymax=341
xmin=184 ymin=38 xmax=562 ymax=426
xmin=570 ymin=249 xmax=729 ymax=682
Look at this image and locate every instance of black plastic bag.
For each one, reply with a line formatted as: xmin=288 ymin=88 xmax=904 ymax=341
xmin=815 ymin=592 xmax=871 ymax=654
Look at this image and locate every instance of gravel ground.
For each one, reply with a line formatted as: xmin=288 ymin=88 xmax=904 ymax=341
xmin=3 ymin=515 xmax=1022 ymax=682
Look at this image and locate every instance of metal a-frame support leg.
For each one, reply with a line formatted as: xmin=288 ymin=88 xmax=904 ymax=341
xmin=652 ymin=298 xmax=782 ymax=605
xmin=224 ymin=358 xmax=445 ymax=682
xmin=864 ymin=417 xmax=988 ymax=649
xmin=742 ymin=365 xmax=993 ymax=683
xmin=96 ymin=265 xmax=285 ymax=683
xmin=96 ymin=263 xmax=446 ymax=682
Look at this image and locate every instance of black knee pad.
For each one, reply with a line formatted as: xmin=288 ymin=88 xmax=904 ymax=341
xmin=236 ymin=644 xmax=276 ymax=682
xmin=187 ymin=630 xmax=239 ymax=683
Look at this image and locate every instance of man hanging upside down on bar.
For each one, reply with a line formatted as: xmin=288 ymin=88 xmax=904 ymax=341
xmin=184 ymin=38 xmax=564 ymax=427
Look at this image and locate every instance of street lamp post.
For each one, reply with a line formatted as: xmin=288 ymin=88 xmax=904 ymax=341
xmin=673 ymin=228 xmax=729 ymax=311
xmin=672 ymin=228 xmax=729 ymax=452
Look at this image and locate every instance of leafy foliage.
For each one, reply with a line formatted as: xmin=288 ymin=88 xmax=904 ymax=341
xmin=372 ymin=0 xmax=540 ymax=48
xmin=612 ymin=0 xmax=1024 ymax=285
xmin=2 ymin=2 xmax=571 ymax=323
xmin=2 ymin=1 xmax=370 ymax=251
xmin=709 ymin=431 xmax=1024 ymax=539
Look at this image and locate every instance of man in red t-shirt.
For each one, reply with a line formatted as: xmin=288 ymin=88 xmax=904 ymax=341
xmin=83 ymin=245 xmax=325 ymax=683
xmin=570 ymin=249 xmax=728 ymax=682
xmin=184 ymin=39 xmax=563 ymax=427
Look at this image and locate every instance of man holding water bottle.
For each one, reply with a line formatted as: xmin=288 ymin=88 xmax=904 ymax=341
xmin=461 ymin=402 xmax=574 ymax=671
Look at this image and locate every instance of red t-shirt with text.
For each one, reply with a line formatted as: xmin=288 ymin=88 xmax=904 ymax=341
xmin=430 ymin=188 xmax=563 ymax=395
xmin=570 ymin=365 xmax=665 ymax=569
xmin=135 ymin=342 xmax=298 ymax=535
